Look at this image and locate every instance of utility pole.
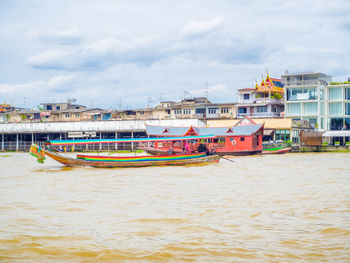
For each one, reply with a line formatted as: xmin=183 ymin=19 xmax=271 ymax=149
xmin=205 ymin=81 xmax=209 ymax=98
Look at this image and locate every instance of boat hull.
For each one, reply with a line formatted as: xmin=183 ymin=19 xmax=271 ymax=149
xmin=38 ymin=147 xmax=220 ymax=168
xmin=262 ymin=148 xmax=291 ymax=154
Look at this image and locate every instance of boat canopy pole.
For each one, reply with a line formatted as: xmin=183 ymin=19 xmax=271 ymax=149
xmin=46 ymin=135 xmax=216 ymax=146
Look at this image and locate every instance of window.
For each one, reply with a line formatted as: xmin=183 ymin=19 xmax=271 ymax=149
xmin=329 ymin=102 xmax=342 ymax=115
xmin=346 ymin=103 xmax=350 ymax=115
xmin=329 ymin=118 xmax=343 ymax=130
xmin=240 ymin=137 xmax=245 ymax=141
xmin=345 ymin=118 xmax=350 ymax=130
xmin=183 ymin=109 xmax=192 ymax=115
xmin=75 ymin=113 xmax=80 ymax=117
xmin=221 ymin=107 xmax=229 ymax=113
xmin=56 ymin=106 xmax=60 ymax=110
xmin=208 ymin=108 xmax=218 ymax=114
xmin=287 ymin=103 xmax=301 ymax=115
xmin=65 ymin=113 xmax=70 ymax=118
xmin=243 ymin=94 xmax=250 ymax=100
xmin=218 ymin=138 xmax=225 ymax=143
xmin=303 ymin=102 xmax=318 ymax=115
xmin=46 ymin=105 xmax=52 ymax=110
xmin=238 ymin=107 xmax=247 ymax=114
xmin=275 ymin=129 xmax=290 ymax=141
xmin=345 ymin=88 xmax=350 ymax=100
xmin=257 ymin=106 xmax=267 ymax=113
xmin=329 ymin=87 xmax=342 ymax=100
xmin=287 ymin=87 xmax=317 ymax=101
xmin=174 ymin=108 xmax=181 ymax=114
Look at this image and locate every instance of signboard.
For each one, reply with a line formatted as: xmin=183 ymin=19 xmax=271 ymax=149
xmin=68 ymin=131 xmax=97 ymax=138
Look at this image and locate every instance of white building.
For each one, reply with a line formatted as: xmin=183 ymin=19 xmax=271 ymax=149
xmin=325 ymin=83 xmax=350 ymax=130
xmin=282 ymin=72 xmax=332 ymax=131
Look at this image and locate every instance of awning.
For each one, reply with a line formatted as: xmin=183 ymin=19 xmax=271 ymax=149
xmin=86 ymin=112 xmax=102 ymax=115
xmin=323 ymin=130 xmax=350 ymax=137
xmin=40 ymin=112 xmax=50 ymax=116
xmin=263 ymin=129 xmax=274 ymax=136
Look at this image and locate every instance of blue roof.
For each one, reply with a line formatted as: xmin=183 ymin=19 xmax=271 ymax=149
xmin=145 ymin=124 xmax=262 ymax=136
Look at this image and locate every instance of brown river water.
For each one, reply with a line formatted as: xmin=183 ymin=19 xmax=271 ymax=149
xmin=0 ymin=152 xmax=350 ymax=262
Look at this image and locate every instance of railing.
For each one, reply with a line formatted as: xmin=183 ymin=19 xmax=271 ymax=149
xmin=237 ymin=112 xmax=282 ymax=118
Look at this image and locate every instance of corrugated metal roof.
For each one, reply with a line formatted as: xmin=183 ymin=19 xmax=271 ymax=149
xmin=146 ymin=124 xmax=263 ymax=136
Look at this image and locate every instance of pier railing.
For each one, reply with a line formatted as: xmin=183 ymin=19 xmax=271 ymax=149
xmin=1 ymin=141 xmax=134 ymax=152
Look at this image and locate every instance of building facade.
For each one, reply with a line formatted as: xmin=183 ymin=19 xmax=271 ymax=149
xmin=152 ymin=97 xmax=236 ymax=120
xmin=325 ymin=83 xmax=350 ymax=130
xmin=283 ymin=72 xmax=332 ymax=131
xmin=236 ymin=75 xmax=284 ymax=118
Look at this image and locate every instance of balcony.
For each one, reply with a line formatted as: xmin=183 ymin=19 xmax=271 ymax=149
xmin=254 ymin=98 xmax=283 ymax=104
xmin=237 ymin=112 xmax=282 ymax=118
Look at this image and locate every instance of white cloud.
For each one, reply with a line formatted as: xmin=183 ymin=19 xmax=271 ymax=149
xmin=48 ymin=74 xmax=75 ymax=88
xmin=182 ymin=17 xmax=223 ymax=38
xmin=37 ymin=29 xmax=84 ymax=45
xmin=0 ymin=81 xmax=46 ymax=94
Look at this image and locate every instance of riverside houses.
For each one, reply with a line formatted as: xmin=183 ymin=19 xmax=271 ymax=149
xmin=236 ymin=75 xmax=284 ymax=118
xmin=152 ymin=97 xmax=236 ymax=120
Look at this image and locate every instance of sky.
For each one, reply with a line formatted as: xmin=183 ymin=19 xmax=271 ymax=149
xmin=1 ymin=0 xmax=350 ymax=110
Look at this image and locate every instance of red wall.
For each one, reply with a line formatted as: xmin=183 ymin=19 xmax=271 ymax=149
xmin=222 ymin=134 xmax=263 ymax=153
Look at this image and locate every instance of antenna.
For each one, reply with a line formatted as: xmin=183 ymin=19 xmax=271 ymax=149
xmin=147 ymin=97 xmax=153 ymax=108
xmin=118 ymin=98 xmax=122 ymax=110
xmin=158 ymin=93 xmax=163 ymax=102
xmin=23 ymin=97 xmax=28 ymax=107
xmin=184 ymin=91 xmax=192 ymax=99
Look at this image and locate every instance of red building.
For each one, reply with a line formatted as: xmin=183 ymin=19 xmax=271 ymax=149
xmin=144 ymin=117 xmax=264 ymax=155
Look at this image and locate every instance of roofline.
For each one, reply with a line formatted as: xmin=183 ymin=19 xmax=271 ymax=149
xmin=281 ymin=72 xmax=332 ymax=78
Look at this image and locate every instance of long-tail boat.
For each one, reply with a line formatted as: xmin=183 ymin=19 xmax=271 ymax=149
xmin=29 ymin=135 xmax=220 ymax=168
xmin=262 ymin=142 xmax=291 ymax=154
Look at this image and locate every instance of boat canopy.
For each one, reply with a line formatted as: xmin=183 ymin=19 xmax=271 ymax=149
xmin=322 ymin=130 xmax=350 ymax=137
xmin=46 ymin=135 xmax=216 ymax=146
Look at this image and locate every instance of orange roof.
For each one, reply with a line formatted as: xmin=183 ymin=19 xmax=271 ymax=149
xmin=255 ymin=74 xmax=284 ymax=94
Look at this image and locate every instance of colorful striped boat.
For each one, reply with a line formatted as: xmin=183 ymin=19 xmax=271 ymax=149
xmin=29 ymin=136 xmax=220 ymax=168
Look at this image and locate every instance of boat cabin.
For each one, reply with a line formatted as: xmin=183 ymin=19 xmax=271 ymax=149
xmin=145 ymin=117 xmax=264 ymax=155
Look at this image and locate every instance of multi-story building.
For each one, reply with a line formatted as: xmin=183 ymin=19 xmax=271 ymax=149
xmin=152 ymin=97 xmax=236 ymax=120
xmin=41 ymin=99 xmax=86 ymax=111
xmin=283 ymin=72 xmax=332 ymax=131
xmin=325 ymin=82 xmax=350 ymax=130
xmin=236 ymin=75 xmax=284 ymax=118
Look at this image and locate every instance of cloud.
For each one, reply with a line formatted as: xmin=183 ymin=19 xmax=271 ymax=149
xmin=182 ymin=17 xmax=223 ymax=38
xmin=37 ymin=29 xmax=84 ymax=45
xmin=26 ymin=36 xmax=166 ymax=71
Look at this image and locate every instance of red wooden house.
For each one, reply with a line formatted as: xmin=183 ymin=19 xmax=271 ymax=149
xmin=144 ymin=117 xmax=264 ymax=156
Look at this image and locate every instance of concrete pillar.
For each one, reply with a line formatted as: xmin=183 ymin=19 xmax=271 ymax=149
xmin=115 ymin=132 xmax=118 ymax=151
xmin=131 ymin=131 xmax=134 ymax=151
xmin=31 ymin=133 xmax=34 ymax=144
xmin=16 ymin=133 xmax=19 ymax=151
xmin=1 ymin=134 xmax=4 ymax=151
xmin=99 ymin=132 xmax=102 ymax=151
